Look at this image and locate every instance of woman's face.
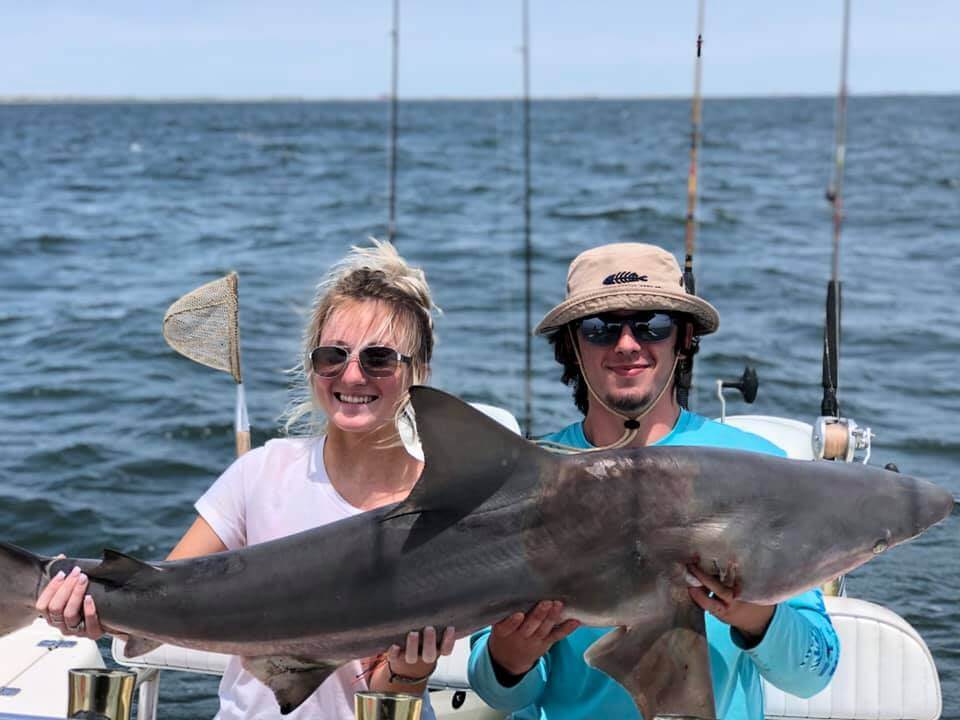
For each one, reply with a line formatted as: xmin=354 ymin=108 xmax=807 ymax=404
xmin=311 ymin=299 xmax=414 ymax=436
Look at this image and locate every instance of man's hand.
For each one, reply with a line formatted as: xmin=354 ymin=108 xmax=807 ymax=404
xmin=687 ymin=564 xmax=775 ymax=644
xmin=487 ymin=600 xmax=580 ymax=677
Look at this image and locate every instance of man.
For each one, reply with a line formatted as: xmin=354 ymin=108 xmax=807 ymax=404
xmin=468 ymin=243 xmax=839 ymax=720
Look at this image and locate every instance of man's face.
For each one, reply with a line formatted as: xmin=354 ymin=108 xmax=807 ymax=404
xmin=575 ymin=309 xmax=680 ymax=416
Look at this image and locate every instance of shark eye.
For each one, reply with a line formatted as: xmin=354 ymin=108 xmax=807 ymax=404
xmin=872 ymin=539 xmax=888 ymax=555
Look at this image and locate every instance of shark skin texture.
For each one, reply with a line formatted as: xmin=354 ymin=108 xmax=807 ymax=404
xmin=0 ymin=386 xmax=953 ymax=717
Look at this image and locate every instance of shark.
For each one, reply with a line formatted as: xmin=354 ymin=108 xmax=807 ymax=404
xmin=0 ymin=386 xmax=953 ymax=717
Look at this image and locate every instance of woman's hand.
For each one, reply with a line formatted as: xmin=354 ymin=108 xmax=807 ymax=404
xmin=687 ymin=563 xmax=775 ymax=644
xmin=35 ymin=520 xmax=225 ymax=644
xmin=487 ymin=600 xmax=580 ymax=678
xmin=35 ymin=564 xmax=106 ymax=641
xmin=370 ymin=626 xmax=456 ymax=692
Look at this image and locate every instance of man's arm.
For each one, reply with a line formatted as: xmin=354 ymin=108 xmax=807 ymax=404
xmin=467 ymin=601 xmax=579 ymax=712
xmin=736 ymin=588 xmax=839 ymax=698
xmin=468 ymin=628 xmax=548 ymax=711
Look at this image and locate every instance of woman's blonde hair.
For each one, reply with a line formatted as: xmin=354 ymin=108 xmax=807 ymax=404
xmin=283 ymin=239 xmax=437 ymax=435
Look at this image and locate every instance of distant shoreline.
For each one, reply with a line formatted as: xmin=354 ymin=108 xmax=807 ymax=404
xmin=1 ymin=92 xmax=956 ymax=105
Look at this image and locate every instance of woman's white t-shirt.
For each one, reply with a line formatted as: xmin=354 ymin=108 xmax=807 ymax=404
xmin=195 ymin=437 xmax=434 ymax=720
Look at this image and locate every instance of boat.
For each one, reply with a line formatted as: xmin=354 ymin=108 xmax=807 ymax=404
xmin=0 ymin=3 xmax=952 ymax=720
xmin=3 ymin=403 xmax=942 ymax=720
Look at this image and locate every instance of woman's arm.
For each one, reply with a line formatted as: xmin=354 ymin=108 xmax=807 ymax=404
xmin=37 ymin=515 xmax=227 ymax=639
xmin=166 ymin=515 xmax=227 ymax=560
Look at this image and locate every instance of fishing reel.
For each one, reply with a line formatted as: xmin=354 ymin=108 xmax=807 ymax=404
xmin=715 ymin=366 xmax=758 ymax=423
xmin=812 ymin=416 xmax=873 ymax=464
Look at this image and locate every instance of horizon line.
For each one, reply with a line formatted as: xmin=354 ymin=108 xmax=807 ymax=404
xmin=1 ymin=90 xmax=958 ymax=105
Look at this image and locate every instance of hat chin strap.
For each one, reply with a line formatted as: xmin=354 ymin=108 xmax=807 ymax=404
xmin=567 ymin=325 xmax=681 ymax=450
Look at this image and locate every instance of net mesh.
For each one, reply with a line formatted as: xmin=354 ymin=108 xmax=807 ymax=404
xmin=162 ymin=272 xmax=242 ymax=383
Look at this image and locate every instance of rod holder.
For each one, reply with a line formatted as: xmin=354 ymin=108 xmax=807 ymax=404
xmin=67 ymin=668 xmax=136 ymax=720
xmin=354 ymin=691 xmax=423 ymax=720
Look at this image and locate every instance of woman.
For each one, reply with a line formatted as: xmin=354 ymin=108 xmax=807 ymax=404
xmin=37 ymin=240 xmax=454 ymax=718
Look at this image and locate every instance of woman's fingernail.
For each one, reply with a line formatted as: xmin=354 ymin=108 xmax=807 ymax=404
xmin=54 ymin=571 xmax=65 ymax=581
xmin=84 ymin=595 xmax=94 ymax=606
xmin=69 ymin=566 xmax=81 ymax=577
xmin=78 ymin=573 xmax=88 ymax=585
xmin=684 ymin=571 xmax=704 ymax=587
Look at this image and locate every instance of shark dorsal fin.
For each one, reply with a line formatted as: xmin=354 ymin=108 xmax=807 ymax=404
xmin=86 ymin=549 xmax=162 ymax=587
xmin=383 ymin=386 xmax=552 ymax=520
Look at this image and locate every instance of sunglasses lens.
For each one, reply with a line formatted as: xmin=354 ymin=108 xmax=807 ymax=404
xmin=358 ymin=346 xmax=400 ymax=377
xmin=310 ymin=346 xmax=349 ymax=376
xmin=579 ymin=316 xmax=621 ymax=345
xmin=633 ymin=313 xmax=675 ymax=341
xmin=579 ymin=313 xmax=675 ymax=346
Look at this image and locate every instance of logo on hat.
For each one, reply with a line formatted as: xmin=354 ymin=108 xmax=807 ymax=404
xmin=602 ymin=271 xmax=647 ymax=285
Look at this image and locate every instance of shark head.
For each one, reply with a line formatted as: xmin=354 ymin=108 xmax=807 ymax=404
xmin=670 ymin=453 xmax=956 ymax=605
xmin=804 ymin=468 xmax=954 ymax=579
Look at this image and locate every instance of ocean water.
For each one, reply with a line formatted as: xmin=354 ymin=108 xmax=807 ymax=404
xmin=0 ymin=97 xmax=957 ymax=718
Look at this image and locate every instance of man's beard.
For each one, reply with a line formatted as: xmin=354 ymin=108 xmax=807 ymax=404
xmin=606 ymin=390 xmax=655 ymax=416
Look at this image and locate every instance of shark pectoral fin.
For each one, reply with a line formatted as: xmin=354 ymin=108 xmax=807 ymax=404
xmin=585 ymin=603 xmax=716 ymax=720
xmin=242 ymin=655 xmax=341 ymax=715
xmin=122 ymin=635 xmax=163 ymax=658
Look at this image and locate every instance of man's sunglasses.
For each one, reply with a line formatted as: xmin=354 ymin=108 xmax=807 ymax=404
xmin=577 ymin=312 xmax=677 ymax=346
xmin=309 ymin=345 xmax=412 ymax=378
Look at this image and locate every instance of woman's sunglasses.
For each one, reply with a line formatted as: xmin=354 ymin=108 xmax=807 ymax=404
xmin=577 ymin=312 xmax=676 ymax=346
xmin=309 ymin=345 xmax=412 ymax=378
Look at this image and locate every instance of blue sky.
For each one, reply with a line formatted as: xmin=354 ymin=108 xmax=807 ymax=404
xmin=2 ymin=1 xmax=956 ymax=98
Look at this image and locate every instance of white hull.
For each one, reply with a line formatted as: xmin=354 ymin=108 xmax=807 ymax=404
xmin=0 ymin=619 xmax=104 ymax=719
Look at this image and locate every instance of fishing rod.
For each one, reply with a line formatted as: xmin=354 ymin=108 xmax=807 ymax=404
xmin=813 ymin=0 xmax=872 ymax=466
xmin=521 ymin=0 xmax=533 ymax=436
xmin=387 ymin=0 xmax=399 ymax=243
xmin=675 ymin=0 xmax=705 ymax=411
xmin=820 ymin=0 xmax=849 ymax=421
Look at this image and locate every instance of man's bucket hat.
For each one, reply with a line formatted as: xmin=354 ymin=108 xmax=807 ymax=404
xmin=534 ymin=243 xmax=720 ymax=336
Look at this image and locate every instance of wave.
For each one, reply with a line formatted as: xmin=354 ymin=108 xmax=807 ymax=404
xmin=548 ymin=202 xmax=671 ymax=221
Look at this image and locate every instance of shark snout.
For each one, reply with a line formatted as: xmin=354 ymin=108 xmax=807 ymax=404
xmin=894 ymin=475 xmax=954 ymax=541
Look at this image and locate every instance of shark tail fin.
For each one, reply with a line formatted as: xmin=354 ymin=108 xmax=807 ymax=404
xmin=0 ymin=541 xmax=50 ymax=636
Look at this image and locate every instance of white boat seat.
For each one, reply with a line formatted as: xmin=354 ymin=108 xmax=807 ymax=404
xmin=720 ymin=414 xmax=816 ymax=460
xmin=113 ymin=637 xmax=230 ymax=676
xmin=114 ymin=597 xmax=942 ymax=720
xmin=764 ymin=596 xmax=941 ymax=720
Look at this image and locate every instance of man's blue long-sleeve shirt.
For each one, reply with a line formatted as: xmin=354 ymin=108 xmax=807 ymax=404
xmin=468 ymin=410 xmax=840 ymax=720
